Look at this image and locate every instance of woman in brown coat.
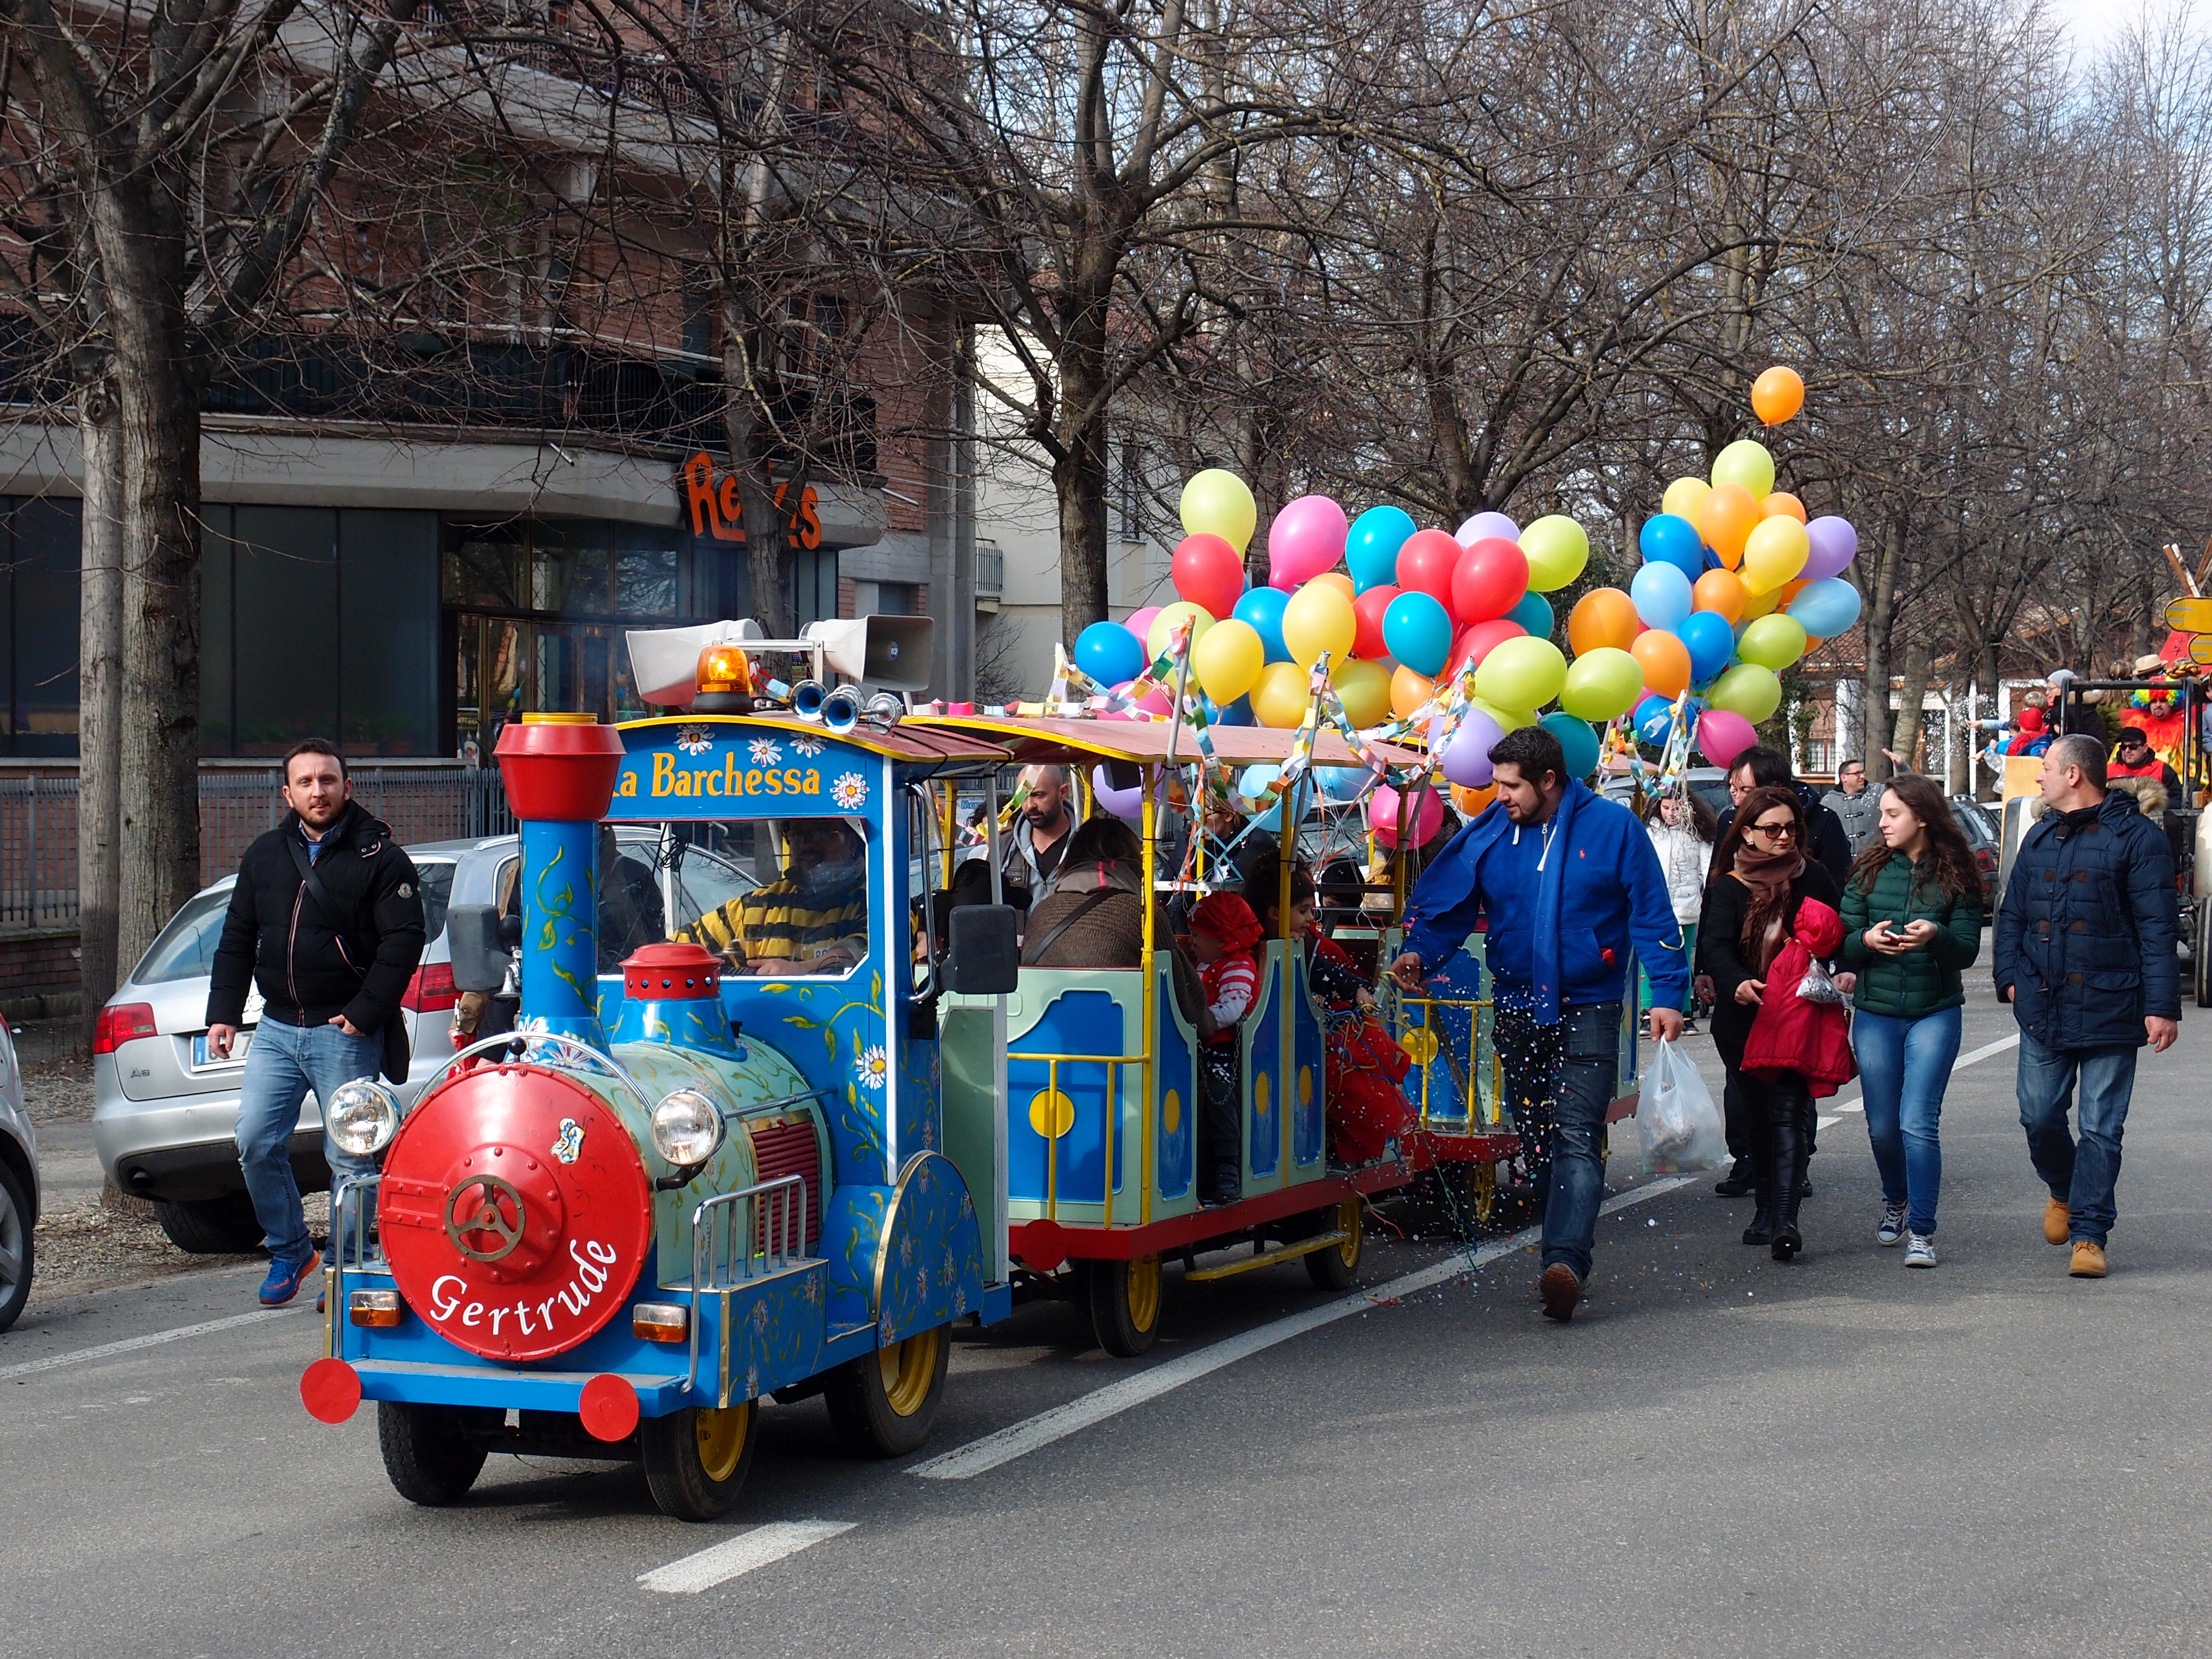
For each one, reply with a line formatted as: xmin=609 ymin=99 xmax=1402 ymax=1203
xmin=1021 ymin=817 xmax=1147 ymax=967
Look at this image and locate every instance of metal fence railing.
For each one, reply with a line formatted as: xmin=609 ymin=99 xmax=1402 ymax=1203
xmin=0 ymin=769 xmax=512 ymax=931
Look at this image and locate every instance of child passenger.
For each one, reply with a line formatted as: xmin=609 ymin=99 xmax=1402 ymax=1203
xmin=1184 ymin=893 xmax=1264 ymax=1205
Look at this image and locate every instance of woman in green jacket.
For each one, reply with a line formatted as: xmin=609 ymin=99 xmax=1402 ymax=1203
xmin=1840 ymin=774 xmax=1985 ymax=1268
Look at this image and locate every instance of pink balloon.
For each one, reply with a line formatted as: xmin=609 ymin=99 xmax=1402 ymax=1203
xmin=1370 ymin=783 xmax=1446 ymax=848
xmin=1695 ymin=708 xmax=1758 ymax=767
xmin=1267 ymin=495 xmax=1350 ymax=587
xmin=1133 ymin=682 xmax=1173 ymax=717
xmin=1125 ymin=607 xmax=1163 ymax=646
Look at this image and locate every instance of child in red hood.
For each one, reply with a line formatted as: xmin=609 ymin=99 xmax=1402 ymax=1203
xmin=1184 ymin=893 xmax=1264 ymax=1204
xmin=2005 ymin=705 xmax=2050 ymax=756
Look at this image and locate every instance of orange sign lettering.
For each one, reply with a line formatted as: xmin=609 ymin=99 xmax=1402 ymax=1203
xmin=682 ymin=453 xmax=823 ymax=549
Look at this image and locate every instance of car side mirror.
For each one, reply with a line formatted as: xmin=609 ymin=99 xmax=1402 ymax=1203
xmin=945 ymin=904 xmax=1019 ymax=996
xmin=446 ymin=903 xmax=512 ymax=994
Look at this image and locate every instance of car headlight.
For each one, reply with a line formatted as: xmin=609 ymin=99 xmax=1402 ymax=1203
xmin=651 ymin=1088 xmax=725 ymax=1167
xmin=326 ymin=1078 xmax=401 ymax=1158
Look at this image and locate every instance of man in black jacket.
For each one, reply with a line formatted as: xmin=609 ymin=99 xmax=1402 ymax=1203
xmin=207 ymin=740 xmax=425 ymax=1306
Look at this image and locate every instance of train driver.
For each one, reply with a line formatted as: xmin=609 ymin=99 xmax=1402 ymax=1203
xmin=679 ymin=817 xmax=870 ymax=976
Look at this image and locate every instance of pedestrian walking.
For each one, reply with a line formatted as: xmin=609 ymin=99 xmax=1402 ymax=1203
xmin=1390 ymin=725 xmax=1686 ymax=1323
xmin=1993 ymin=733 xmax=2179 ymax=1279
xmin=205 ymin=740 xmax=426 ymax=1307
xmin=1838 ymin=775 xmax=1984 ymax=1269
xmin=1643 ymin=792 xmax=1713 ymax=1030
xmin=1697 ymin=786 xmax=1844 ymax=1259
xmin=1822 ymin=759 xmax=1883 ymax=854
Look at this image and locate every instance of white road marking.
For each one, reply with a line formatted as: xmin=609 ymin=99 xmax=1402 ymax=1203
xmin=0 ymin=1308 xmax=303 ymax=1382
xmin=637 ymin=1521 xmax=857 ymax=1593
xmin=911 ymin=1176 xmax=1695 ymax=1481
xmin=1823 ymin=1031 xmax=2019 ymax=1116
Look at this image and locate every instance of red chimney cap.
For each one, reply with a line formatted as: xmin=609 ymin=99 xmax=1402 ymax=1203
xmin=622 ymin=942 xmax=723 ymax=1001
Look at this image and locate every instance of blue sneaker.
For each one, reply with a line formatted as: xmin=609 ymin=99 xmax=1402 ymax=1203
xmin=259 ymin=1248 xmax=321 ymax=1307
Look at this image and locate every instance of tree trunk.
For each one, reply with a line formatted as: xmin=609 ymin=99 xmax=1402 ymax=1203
xmin=1891 ymin=640 xmax=1931 ymax=778
xmin=720 ymin=320 xmax=793 ymax=639
xmin=74 ymin=354 xmax=122 ymax=1039
xmin=1858 ymin=518 xmax=1902 ymax=777
xmin=1053 ymin=417 xmax=1112 ymax=648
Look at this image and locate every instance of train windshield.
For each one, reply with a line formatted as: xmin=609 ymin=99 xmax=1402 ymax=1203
xmin=666 ymin=816 xmax=871 ymax=979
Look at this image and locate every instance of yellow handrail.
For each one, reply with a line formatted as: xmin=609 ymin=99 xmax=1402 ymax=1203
xmin=1017 ymin=1050 xmax=1150 ymax=1223
xmin=1397 ymin=993 xmax=1498 ymax=1131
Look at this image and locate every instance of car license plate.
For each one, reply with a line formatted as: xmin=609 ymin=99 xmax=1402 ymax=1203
xmin=192 ymin=1028 xmax=251 ymax=1068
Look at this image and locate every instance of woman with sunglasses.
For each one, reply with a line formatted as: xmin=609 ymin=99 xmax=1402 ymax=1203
xmin=1698 ymin=786 xmax=1846 ymax=1258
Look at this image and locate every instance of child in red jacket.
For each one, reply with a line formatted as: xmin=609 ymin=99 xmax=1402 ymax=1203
xmin=1185 ymin=893 xmax=1264 ymax=1204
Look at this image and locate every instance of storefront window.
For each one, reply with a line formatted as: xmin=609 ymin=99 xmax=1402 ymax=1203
xmin=0 ymin=497 xmax=84 ymax=756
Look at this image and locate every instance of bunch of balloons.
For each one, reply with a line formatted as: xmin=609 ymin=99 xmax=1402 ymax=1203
xmin=1561 ymin=365 xmax=1862 ymax=768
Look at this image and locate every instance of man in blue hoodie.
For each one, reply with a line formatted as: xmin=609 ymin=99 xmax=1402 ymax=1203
xmin=1390 ymin=725 xmax=1687 ymax=1322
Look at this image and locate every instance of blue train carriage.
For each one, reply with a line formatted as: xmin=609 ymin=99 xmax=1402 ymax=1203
xmin=910 ymin=711 xmax=1533 ymax=1358
xmin=298 ymin=708 xmax=1021 ymax=1521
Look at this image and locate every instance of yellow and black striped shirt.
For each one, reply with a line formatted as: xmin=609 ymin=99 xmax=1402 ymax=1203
xmin=680 ymin=879 xmax=869 ymax=969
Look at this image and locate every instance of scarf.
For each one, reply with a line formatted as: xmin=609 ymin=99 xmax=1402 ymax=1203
xmin=1731 ymin=844 xmax=1805 ymax=976
xmin=1191 ymin=892 xmax=1265 ymax=953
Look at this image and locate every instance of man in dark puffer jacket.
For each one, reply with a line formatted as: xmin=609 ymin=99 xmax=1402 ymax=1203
xmin=207 ymin=740 xmax=424 ymax=1306
xmin=1994 ymin=733 xmax=2179 ymax=1279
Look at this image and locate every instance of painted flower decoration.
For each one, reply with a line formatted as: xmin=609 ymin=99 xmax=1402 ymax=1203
xmin=745 ymin=1363 xmax=760 ymax=1400
xmin=674 ymin=723 xmax=714 ymax=756
xmin=792 ymin=734 xmax=825 ymax=758
xmin=859 ymin=1044 xmax=889 ymax=1091
xmin=898 ymin=1233 xmax=914 ymax=1269
xmin=748 ymin=736 xmax=781 ymax=766
xmin=831 ymin=770 xmax=868 ymax=810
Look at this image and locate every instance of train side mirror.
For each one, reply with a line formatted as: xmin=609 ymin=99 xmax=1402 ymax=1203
xmin=945 ymin=904 xmax=1019 ymax=996
xmin=446 ymin=903 xmax=513 ymax=994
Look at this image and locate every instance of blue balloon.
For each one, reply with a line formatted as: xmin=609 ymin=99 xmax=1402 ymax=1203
xmin=1504 ymin=589 xmax=1554 ymax=640
xmin=1629 ymin=562 xmax=1694 ymax=631
xmin=1638 ymin=514 xmax=1705 ymax=582
xmin=1347 ymin=506 xmax=1418 ymax=594
xmin=1233 ymin=586 xmax=1292 ymax=663
xmin=1786 ymin=577 xmax=1863 ymax=638
xmin=1382 ymin=590 xmax=1455 ymax=677
xmin=1632 ymin=694 xmax=1677 ymax=745
xmin=1237 ymin=763 xmax=1285 ymax=831
xmin=1316 ymin=765 xmax=1369 ymax=801
xmin=1541 ymin=712 xmax=1601 ymax=780
xmin=1676 ymin=610 xmax=1737 ymax=683
xmin=1075 ymin=620 xmax=1145 ymax=686
xmin=1207 ymin=693 xmax=1255 ymax=727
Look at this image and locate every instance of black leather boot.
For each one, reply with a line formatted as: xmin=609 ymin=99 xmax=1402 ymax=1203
xmin=1714 ymin=1157 xmax=1755 ymax=1198
xmin=1740 ymin=1110 xmax=1775 ymax=1246
xmin=1770 ymin=1094 xmax=1808 ymax=1261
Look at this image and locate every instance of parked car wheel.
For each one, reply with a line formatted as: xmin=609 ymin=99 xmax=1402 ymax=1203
xmin=152 ymin=1194 xmax=265 ymax=1255
xmin=0 ymin=1158 xmax=33 ymax=1333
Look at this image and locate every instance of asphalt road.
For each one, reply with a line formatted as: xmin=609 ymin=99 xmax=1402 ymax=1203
xmin=5 ymin=985 xmax=2209 ymax=1658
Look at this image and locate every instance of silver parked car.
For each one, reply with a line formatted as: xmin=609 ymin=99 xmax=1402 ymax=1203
xmin=0 ymin=1014 xmax=34 ymax=1330
xmin=93 ymin=826 xmax=757 ymax=1253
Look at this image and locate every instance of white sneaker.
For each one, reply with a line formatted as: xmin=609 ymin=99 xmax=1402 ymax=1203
xmin=1905 ymin=1233 xmax=1937 ymax=1268
xmin=1877 ymin=1203 xmax=1907 ymax=1246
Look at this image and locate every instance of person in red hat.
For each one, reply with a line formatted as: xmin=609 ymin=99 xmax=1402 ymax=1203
xmin=1183 ymin=892 xmax=1265 ymax=1204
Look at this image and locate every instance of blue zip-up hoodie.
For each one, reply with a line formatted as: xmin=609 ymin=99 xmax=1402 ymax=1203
xmin=1399 ymin=780 xmax=1688 ymax=1019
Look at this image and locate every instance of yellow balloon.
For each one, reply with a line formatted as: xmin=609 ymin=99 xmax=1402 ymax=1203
xmin=1250 ymin=660 xmax=1310 ymax=728
xmin=1740 ymin=514 xmax=1811 ymax=594
xmin=1281 ymin=581 xmax=1356 ymax=669
xmin=1179 ymin=469 xmax=1258 ymax=554
xmin=1519 ymin=516 xmax=1590 ymax=592
xmin=1662 ymin=477 xmax=1712 ymax=521
xmin=1711 ymin=438 xmax=1777 ymax=498
xmin=1191 ymin=618 xmax=1264 ymax=706
xmin=1332 ymin=657 xmax=1390 ymax=728
xmin=1743 ymin=582 xmax=1783 ymax=619
xmin=1146 ymin=600 xmax=1216 ymax=660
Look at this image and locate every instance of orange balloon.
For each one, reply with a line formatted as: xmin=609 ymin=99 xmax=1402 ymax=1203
xmin=1776 ymin=577 xmax=1811 ymax=609
xmin=1751 ymin=365 xmax=1805 ymax=426
xmin=1695 ymin=483 xmax=1761 ymax=569
xmin=1451 ymin=783 xmax=1497 ymax=817
xmin=1310 ymin=571 xmax=1355 ymax=602
xmin=1803 ymin=635 xmax=1825 ymax=652
xmin=1631 ymin=629 xmax=1693 ymax=700
xmin=1567 ymin=587 xmax=1640 ymax=655
xmin=1693 ymin=568 xmax=1748 ymax=623
xmin=1390 ymin=664 xmax=1435 ymax=719
xmin=1760 ymin=491 xmax=1807 ymax=523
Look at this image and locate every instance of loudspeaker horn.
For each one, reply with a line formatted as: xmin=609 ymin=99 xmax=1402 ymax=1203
xmin=799 ymin=615 xmax=935 ymax=692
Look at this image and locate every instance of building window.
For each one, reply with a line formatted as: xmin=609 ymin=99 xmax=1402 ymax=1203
xmin=0 ymin=497 xmax=82 ymax=756
xmin=1118 ymin=438 xmax=1140 ymax=538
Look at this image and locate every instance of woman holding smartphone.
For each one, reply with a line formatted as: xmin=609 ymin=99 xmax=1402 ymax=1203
xmin=1839 ymin=775 xmax=1985 ymax=1268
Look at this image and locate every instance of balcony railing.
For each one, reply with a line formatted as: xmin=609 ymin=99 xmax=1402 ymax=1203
xmin=974 ymin=539 xmax=1004 ymax=603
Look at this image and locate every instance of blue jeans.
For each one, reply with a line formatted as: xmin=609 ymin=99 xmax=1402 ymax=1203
xmin=1496 ymin=1000 xmax=1620 ymax=1281
xmin=2016 ymin=1032 xmax=2137 ymax=1245
xmin=1853 ymin=1005 xmax=1961 ymax=1236
xmin=235 ymin=1017 xmax=383 ymax=1265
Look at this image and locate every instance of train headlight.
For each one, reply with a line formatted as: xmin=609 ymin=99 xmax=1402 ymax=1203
xmin=651 ymin=1089 xmax=725 ymax=1168
xmin=326 ymin=1079 xmax=401 ymax=1158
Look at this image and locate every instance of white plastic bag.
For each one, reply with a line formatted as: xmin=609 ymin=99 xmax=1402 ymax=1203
xmin=1639 ymin=1039 xmax=1729 ymax=1175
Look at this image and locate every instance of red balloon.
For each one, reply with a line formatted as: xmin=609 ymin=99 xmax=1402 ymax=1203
xmin=1351 ymin=584 xmax=1399 ymax=660
xmin=1449 ymin=617 xmax=1527 ymax=677
xmin=1171 ymin=533 xmax=1245 ymax=618
xmin=1395 ymin=529 xmax=1462 ymax=615
xmin=1450 ymin=537 xmax=1530 ymax=625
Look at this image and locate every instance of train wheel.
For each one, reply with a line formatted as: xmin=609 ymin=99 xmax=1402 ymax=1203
xmin=826 ymin=1324 xmax=950 ymax=1458
xmin=1086 ymin=1255 xmax=1162 ymax=1357
xmin=642 ymin=1401 xmax=757 ymax=1521
xmin=1467 ymin=1161 xmax=1498 ymax=1230
xmin=1304 ymin=1199 xmax=1364 ymax=1291
xmin=377 ymin=1403 xmax=491 ymax=1506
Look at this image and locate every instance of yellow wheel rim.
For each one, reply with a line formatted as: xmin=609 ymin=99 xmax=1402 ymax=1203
xmin=877 ymin=1326 xmax=942 ymax=1418
xmin=1336 ymin=1199 xmax=1362 ymax=1267
xmin=1471 ymin=1161 xmax=1497 ymax=1227
xmin=693 ymin=1402 xmax=750 ymax=1484
xmin=1125 ymin=1255 xmax=1161 ymax=1334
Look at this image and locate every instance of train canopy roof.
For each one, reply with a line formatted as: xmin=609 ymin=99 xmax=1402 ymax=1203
xmin=908 ymin=712 xmax=1423 ymax=771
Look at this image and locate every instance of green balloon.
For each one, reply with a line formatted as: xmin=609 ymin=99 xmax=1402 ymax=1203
xmin=1736 ymin=614 xmax=1808 ymax=672
xmin=1518 ymin=515 xmax=1590 ymax=592
xmin=1473 ymin=696 xmax=1540 ymax=731
xmin=1475 ymin=635 xmax=1568 ymax=711
xmin=1711 ymin=438 xmax=1777 ymax=498
xmin=1560 ymin=646 xmax=1643 ymax=722
xmin=1708 ymin=662 xmax=1783 ymax=723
